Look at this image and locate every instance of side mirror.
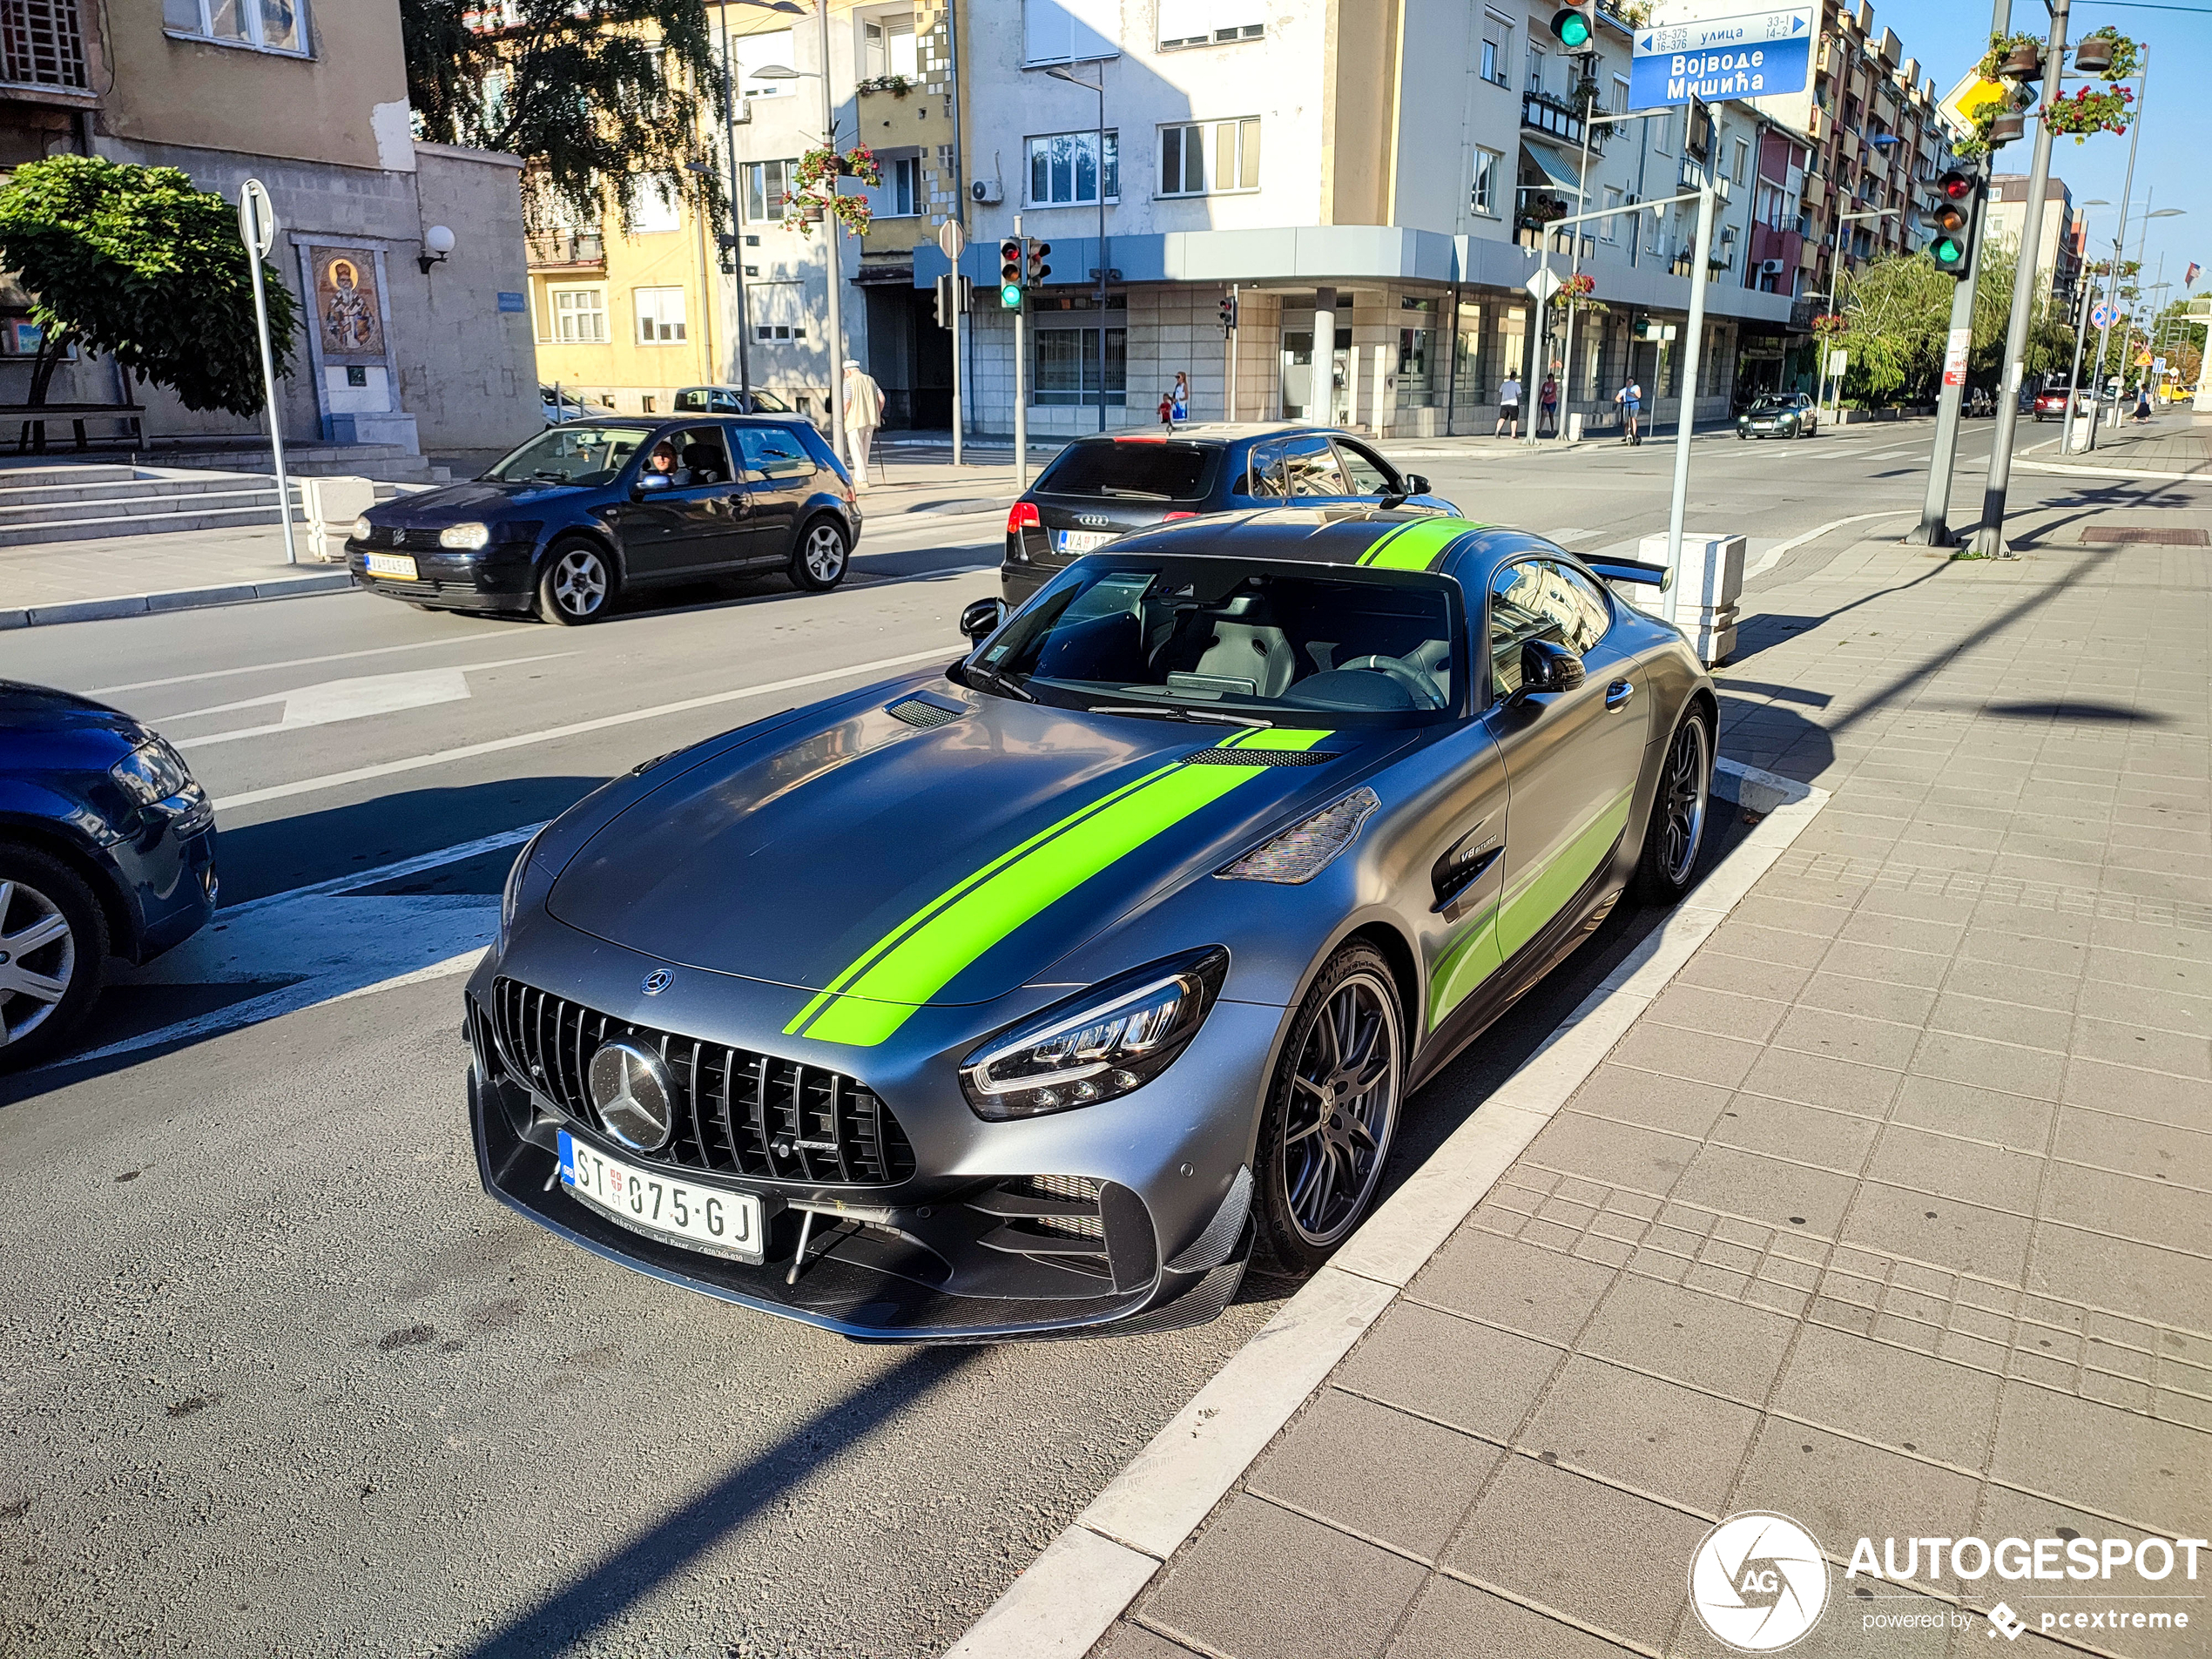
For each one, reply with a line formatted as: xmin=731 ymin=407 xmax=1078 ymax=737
xmin=1517 ymin=637 xmax=1586 ymax=699
xmin=960 ymin=597 xmax=1008 ymax=643
xmin=1399 ymin=473 xmax=1430 ymax=496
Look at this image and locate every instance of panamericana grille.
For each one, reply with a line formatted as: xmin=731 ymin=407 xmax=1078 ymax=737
xmin=490 ymin=978 xmax=915 ymax=1186
xmin=1183 ymin=746 xmax=1340 ymax=767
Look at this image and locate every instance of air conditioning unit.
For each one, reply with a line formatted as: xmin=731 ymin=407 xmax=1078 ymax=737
xmin=970 ymin=178 xmax=1003 ymax=205
xmin=1760 ymin=259 xmax=1785 ymax=276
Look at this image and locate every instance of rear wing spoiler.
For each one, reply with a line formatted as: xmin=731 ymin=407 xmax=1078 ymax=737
xmin=1583 ymin=556 xmax=1672 ymax=592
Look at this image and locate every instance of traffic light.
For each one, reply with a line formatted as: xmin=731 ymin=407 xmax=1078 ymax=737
xmin=1218 ymin=294 xmax=1238 ymax=334
xmin=998 ymin=237 xmax=1023 ymax=309
xmin=1925 ymin=168 xmax=1979 ymax=279
xmin=1024 ymin=237 xmax=1051 ymax=287
xmin=1548 ymin=3 xmax=1595 ymax=49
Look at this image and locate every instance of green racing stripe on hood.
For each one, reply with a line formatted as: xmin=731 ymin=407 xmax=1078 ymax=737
xmin=788 ymin=726 xmax=1333 ymax=1047
xmin=1357 ymin=516 xmax=1488 ymax=570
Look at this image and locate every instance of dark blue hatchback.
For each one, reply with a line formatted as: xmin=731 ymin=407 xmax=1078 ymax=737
xmin=0 ymin=681 xmax=216 ymax=1069
xmin=348 ymin=415 xmax=863 ymax=624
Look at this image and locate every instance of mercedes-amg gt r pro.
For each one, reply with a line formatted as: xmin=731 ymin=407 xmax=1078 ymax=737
xmin=469 ymin=509 xmax=1717 ymax=1341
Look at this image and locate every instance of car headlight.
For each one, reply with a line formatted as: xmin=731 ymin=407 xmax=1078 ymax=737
xmin=960 ymin=947 xmax=1228 ymax=1121
xmin=498 ymin=827 xmax=549 ymax=954
xmin=440 ymin=522 xmax=493 ymax=550
xmin=351 ymin=515 xmax=373 ymax=541
xmin=1217 ymin=788 xmax=1379 ymax=885
xmin=109 ymin=738 xmax=193 ymax=807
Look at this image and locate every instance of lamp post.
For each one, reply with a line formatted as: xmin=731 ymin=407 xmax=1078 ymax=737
xmin=753 ymin=5 xmax=846 ymax=462
xmin=2059 ymin=199 xmax=2110 ymax=448
xmin=1047 ymin=64 xmax=1110 ymax=432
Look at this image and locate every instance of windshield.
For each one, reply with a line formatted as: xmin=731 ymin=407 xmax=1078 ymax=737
xmin=1750 ymin=396 xmax=1797 ymax=412
xmin=971 ymin=556 xmax=1461 ymax=721
xmin=1035 ymin=441 xmax=1218 ymax=502
xmin=483 ymin=425 xmax=648 ymax=486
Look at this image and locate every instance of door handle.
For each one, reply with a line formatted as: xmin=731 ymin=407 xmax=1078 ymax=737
xmin=1605 ymin=678 xmax=1635 ymax=711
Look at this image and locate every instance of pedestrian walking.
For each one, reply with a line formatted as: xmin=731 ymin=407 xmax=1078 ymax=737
xmin=1538 ymin=372 xmax=1560 ymax=438
xmin=1170 ymin=371 xmax=1190 ymax=425
xmin=841 ymin=358 xmax=884 ymax=489
xmin=1158 ymin=390 xmax=1176 ymax=429
xmin=2134 ymin=383 xmax=2153 ymax=423
xmin=1614 ymin=376 xmax=1643 ymax=445
xmin=1495 ymin=374 xmax=1522 ymax=438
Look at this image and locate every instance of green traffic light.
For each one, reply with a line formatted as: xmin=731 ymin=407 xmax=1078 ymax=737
xmin=1000 ymin=281 xmax=1023 ymax=309
xmin=1557 ymin=15 xmax=1590 ymax=45
xmin=1932 ymin=236 xmax=1964 ymax=267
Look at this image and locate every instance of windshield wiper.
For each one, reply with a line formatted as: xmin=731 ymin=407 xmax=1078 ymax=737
xmin=1088 ymin=704 xmax=1273 ymax=731
xmin=962 ymin=662 xmax=1036 ymax=703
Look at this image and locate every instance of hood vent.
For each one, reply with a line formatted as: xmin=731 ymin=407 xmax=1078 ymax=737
xmin=887 ymin=694 xmax=967 ymax=730
xmin=1183 ymin=745 xmax=1340 ymax=767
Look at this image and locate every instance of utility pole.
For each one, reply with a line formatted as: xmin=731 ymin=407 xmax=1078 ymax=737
xmin=2058 ymin=224 xmax=2101 ymax=451
xmin=1013 ymin=211 xmax=1028 ymax=491
xmin=237 ymin=179 xmax=297 ymax=568
xmin=1968 ymin=0 xmax=2070 ymax=559
xmin=1560 ymin=68 xmax=1597 ymax=442
xmin=1904 ymin=177 xmax=1988 ymax=545
xmin=718 ymin=2 xmax=752 ymax=402
xmin=815 ymin=0 xmax=846 ymax=470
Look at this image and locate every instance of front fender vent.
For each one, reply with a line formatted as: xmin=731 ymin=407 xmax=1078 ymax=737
xmin=887 ymin=695 xmax=967 ymax=729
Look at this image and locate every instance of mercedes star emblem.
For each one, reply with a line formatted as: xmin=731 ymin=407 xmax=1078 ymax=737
xmin=641 ymin=968 xmax=673 ymax=995
xmin=586 ymin=1039 xmax=676 ymax=1153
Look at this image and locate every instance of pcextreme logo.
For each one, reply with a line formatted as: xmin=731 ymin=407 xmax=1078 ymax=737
xmin=1689 ymin=1512 xmax=1830 ymax=1651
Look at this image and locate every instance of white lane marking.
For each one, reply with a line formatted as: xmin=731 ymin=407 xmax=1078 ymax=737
xmin=1541 ymin=527 xmax=1600 ymax=543
xmin=90 ymin=632 xmax=514 ymax=698
xmin=223 ymin=823 xmax=548 ymax=919
xmin=210 ymin=645 xmax=954 ymax=813
xmin=1743 ymin=509 xmax=1918 ymax=578
xmin=169 ymin=653 xmax=572 ymax=750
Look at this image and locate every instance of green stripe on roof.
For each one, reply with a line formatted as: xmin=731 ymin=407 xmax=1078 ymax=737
xmin=790 ymin=729 xmax=1330 ymax=1047
xmin=1359 ymin=516 xmax=1488 ymax=570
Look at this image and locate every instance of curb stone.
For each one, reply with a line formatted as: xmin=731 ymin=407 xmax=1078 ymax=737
xmin=0 ymin=571 xmax=354 ymax=630
xmin=943 ymin=759 xmax=1832 ymax=1659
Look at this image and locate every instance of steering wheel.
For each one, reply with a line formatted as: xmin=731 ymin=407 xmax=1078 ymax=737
xmin=1339 ymin=653 xmax=1443 ymax=709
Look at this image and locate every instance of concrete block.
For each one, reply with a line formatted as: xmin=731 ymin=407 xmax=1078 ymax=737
xmin=298 ymin=474 xmax=377 ymax=529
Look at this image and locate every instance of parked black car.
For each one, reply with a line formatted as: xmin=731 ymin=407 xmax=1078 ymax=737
xmin=0 ymin=681 xmax=217 ymax=1069
xmin=348 ymin=415 xmax=861 ymax=624
xmin=1001 ymin=424 xmax=1460 ymax=605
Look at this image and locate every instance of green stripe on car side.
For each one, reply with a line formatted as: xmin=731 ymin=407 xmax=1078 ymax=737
xmin=790 ymin=727 xmax=1334 ymax=1047
xmin=1357 ymin=516 xmax=1488 ymax=570
xmin=1494 ymin=786 xmax=1634 ymax=962
xmin=1427 ymin=898 xmax=1503 ymax=1026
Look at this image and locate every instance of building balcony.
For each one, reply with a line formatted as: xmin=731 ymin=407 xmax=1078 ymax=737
xmin=526 ymin=231 xmax=606 ymax=269
xmin=1522 ymin=90 xmax=1602 ymax=154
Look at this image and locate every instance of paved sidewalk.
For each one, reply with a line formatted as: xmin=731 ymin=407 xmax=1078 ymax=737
xmin=988 ymin=502 xmax=2211 ymax=1659
xmin=2025 ymin=417 xmax=2212 ymax=480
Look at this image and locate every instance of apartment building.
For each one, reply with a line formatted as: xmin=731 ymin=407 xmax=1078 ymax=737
xmin=0 ymin=0 xmax=537 ymax=454
xmin=1986 ymin=173 xmax=2086 ymax=308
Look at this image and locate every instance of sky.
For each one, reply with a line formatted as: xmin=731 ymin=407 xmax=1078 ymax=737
xmin=1880 ymin=0 xmax=2205 ymax=305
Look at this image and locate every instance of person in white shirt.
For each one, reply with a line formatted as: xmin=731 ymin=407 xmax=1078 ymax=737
xmin=841 ymin=359 xmax=885 ymax=489
xmin=1496 ymin=375 xmax=1522 ymax=439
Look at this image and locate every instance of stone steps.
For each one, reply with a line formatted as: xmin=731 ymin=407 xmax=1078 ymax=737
xmin=0 ymin=463 xmax=408 ymax=549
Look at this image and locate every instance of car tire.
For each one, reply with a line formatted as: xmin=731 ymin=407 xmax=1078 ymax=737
xmin=789 ymin=517 xmax=851 ymax=592
xmin=536 ymin=539 xmax=617 ymax=625
xmin=0 ymin=845 xmax=109 ymax=1072
xmin=1252 ymin=940 xmax=1403 ymax=1277
xmin=1635 ymin=707 xmax=1713 ymax=905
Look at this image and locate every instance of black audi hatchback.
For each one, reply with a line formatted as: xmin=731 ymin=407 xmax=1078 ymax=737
xmin=349 ymin=415 xmax=862 ymax=624
xmin=1001 ymin=423 xmax=1459 ymax=605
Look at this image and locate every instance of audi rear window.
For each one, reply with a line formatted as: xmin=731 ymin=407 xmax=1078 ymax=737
xmin=1035 ymin=441 xmax=1219 ymax=502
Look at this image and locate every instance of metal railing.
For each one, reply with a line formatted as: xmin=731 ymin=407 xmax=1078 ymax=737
xmin=525 ymin=230 xmax=606 ymax=268
xmin=1521 ymin=90 xmax=1602 ymax=154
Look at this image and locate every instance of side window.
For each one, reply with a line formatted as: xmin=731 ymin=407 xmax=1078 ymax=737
xmin=1551 ymin=563 xmax=1612 ymax=652
xmin=1241 ymin=439 xmax=1289 ymax=497
xmin=734 ymin=425 xmax=812 ymax=481
xmin=670 ymin=426 xmax=733 ymax=486
xmin=1282 ymin=435 xmax=1347 ymax=497
xmin=1488 ymin=559 xmax=1558 ymax=699
xmin=1333 ymin=442 xmax=1393 ymax=496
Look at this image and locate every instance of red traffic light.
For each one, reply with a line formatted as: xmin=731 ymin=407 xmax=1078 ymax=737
xmin=1936 ymin=169 xmax=1973 ymax=201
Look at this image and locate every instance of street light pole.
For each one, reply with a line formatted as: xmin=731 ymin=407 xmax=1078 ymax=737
xmin=719 ymin=3 xmax=752 ymax=402
xmin=2085 ymin=47 xmax=2148 ymax=448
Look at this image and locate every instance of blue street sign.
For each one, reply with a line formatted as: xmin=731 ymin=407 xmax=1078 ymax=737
xmin=1630 ymin=6 xmax=1811 ymax=106
xmin=497 ymin=291 xmax=527 ymax=313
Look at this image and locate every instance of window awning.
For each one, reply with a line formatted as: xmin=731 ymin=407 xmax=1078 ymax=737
xmin=1521 ymin=142 xmax=1584 ymax=196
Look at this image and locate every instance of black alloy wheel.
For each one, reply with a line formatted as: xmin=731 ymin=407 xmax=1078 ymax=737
xmin=1636 ymin=709 xmax=1712 ymax=902
xmin=1254 ymin=941 xmax=1403 ymax=1274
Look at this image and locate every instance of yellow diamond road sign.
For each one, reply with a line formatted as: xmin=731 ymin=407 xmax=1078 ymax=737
xmin=1938 ymin=71 xmax=2012 ymax=137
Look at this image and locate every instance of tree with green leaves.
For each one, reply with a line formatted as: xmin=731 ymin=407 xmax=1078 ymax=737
xmin=0 ymin=154 xmax=299 ymax=419
xmin=1830 ymin=239 xmax=2074 ymax=405
xmin=401 ymin=0 xmax=730 ymax=233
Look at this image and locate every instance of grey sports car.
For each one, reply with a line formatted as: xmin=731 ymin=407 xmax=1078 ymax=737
xmin=468 ymin=509 xmax=1716 ymax=1341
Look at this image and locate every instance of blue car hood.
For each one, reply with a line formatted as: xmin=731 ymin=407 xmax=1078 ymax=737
xmin=547 ymin=685 xmax=1406 ymax=1008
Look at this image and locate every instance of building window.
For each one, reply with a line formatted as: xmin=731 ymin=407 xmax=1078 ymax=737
xmin=1653 ymin=107 xmax=1671 ymax=153
xmin=1023 ymin=0 xmax=1114 ymax=66
xmin=1159 ymin=118 xmax=1258 ymax=197
xmin=1610 ymin=74 xmax=1629 ymax=115
xmin=626 ymin=175 xmax=682 ymax=236
xmin=863 ymin=13 xmax=917 ymax=78
xmin=162 ymin=0 xmax=307 ymax=55
xmin=1158 ymin=0 xmax=1263 ymax=49
xmin=755 ymin=323 xmax=809 ymax=340
xmin=1602 ymin=185 xmax=1622 ymax=241
xmin=635 ymin=287 xmax=688 ymax=344
xmin=1027 ymin=129 xmax=1119 ymax=206
xmin=550 ymin=287 xmax=608 ymax=343
xmin=1471 ymin=147 xmax=1501 ymax=217
xmin=1733 ymin=137 xmax=1750 ymax=184
xmin=732 ymin=29 xmax=794 ymax=98
xmin=873 ymin=154 xmax=921 ymax=217
xmin=1480 ymin=12 xmax=1510 ymax=86
xmin=1525 ymin=44 xmax=1544 ymax=95
xmin=1035 ymin=324 xmax=1126 ymax=406
xmin=745 ymin=159 xmax=795 ymax=222
xmin=9 ymin=0 xmax=91 ymax=85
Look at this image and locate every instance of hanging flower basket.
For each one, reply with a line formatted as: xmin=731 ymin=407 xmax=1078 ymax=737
xmin=2072 ymin=27 xmax=2139 ymax=82
xmin=1549 ymin=272 xmax=1605 ymax=314
xmin=2046 ymin=83 xmax=2134 ymax=142
xmin=1811 ymin=312 xmax=1847 ymax=337
xmin=786 ymin=143 xmax=884 ymax=237
xmin=1978 ymin=31 xmax=2043 ymax=84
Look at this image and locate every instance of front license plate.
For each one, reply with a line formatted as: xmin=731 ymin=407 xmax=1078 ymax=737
xmin=365 ymin=551 xmax=419 ymax=579
xmin=1055 ymin=529 xmax=1115 ymax=555
xmin=558 ymin=1130 xmax=766 ymax=1264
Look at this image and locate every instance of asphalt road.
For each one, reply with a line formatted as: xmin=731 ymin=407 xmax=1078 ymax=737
xmin=0 ymin=419 xmax=2135 ymax=1657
